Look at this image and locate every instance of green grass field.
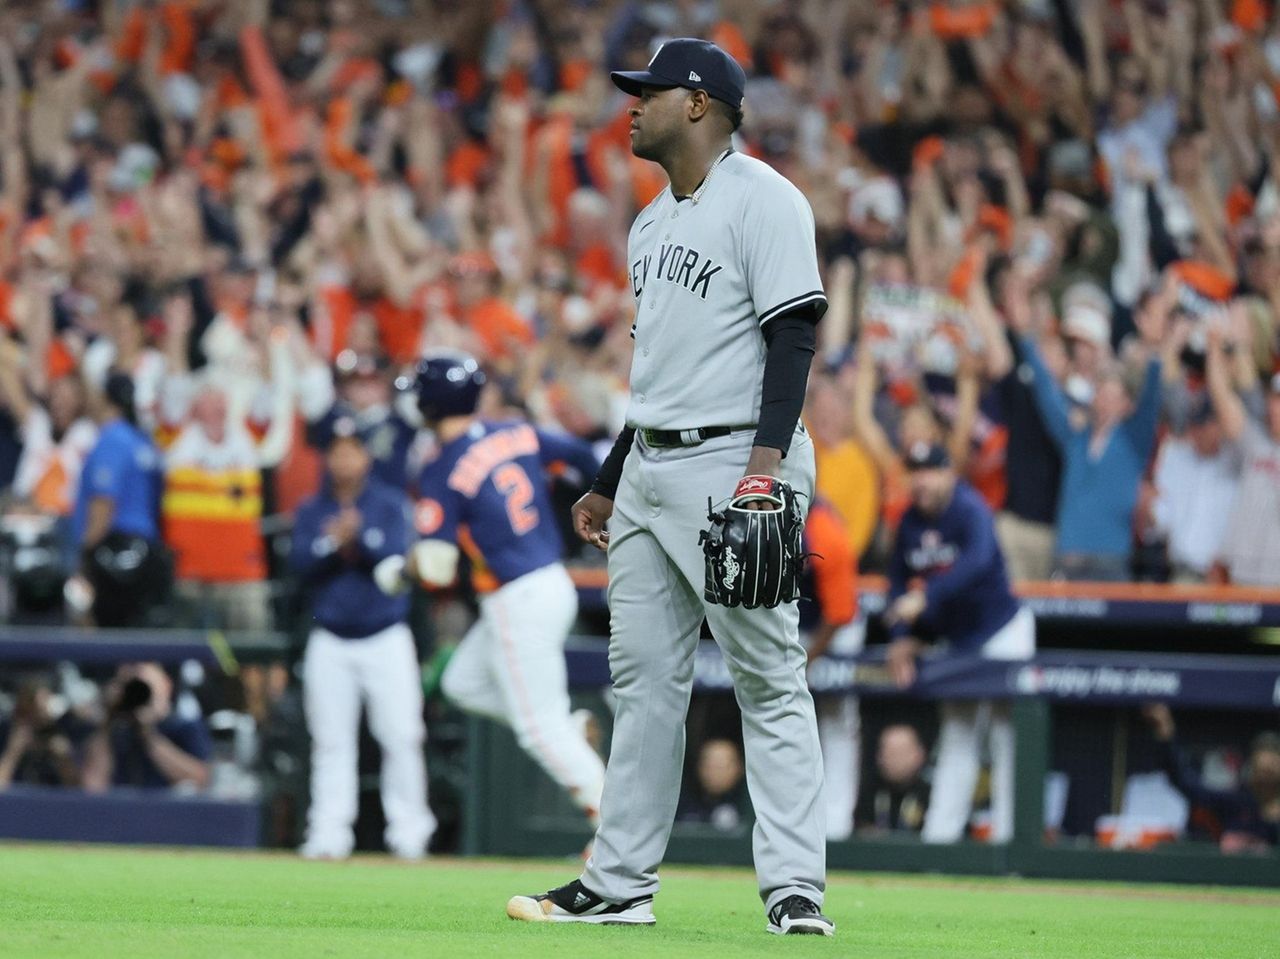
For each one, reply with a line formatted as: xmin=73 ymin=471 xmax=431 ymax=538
xmin=3 ymin=844 xmax=1278 ymax=959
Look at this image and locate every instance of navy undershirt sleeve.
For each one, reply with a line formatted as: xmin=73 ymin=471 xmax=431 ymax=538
xmin=754 ymin=306 xmax=819 ymax=455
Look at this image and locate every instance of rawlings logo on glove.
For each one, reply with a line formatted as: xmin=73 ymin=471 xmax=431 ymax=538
xmin=698 ymin=477 xmax=806 ymax=609
xmin=734 ymin=475 xmax=776 ymax=498
xmin=720 ymin=545 xmax=741 ymax=590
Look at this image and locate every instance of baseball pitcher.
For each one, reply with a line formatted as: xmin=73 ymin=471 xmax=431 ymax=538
xmin=507 ymin=38 xmax=833 ymax=936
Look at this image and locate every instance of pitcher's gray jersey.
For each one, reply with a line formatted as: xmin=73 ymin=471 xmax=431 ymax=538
xmin=625 ymin=152 xmax=827 ymax=430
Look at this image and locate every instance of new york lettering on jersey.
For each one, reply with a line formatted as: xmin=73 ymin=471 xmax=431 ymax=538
xmin=415 ymin=420 xmax=598 ymax=588
xmin=629 ymin=243 xmax=723 ymax=303
xmin=625 ymin=152 xmax=826 ymax=431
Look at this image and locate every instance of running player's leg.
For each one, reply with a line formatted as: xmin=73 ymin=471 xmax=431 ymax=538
xmin=301 ymin=628 xmax=361 ymax=857
xmin=440 ymin=616 xmax=508 ymax=724
xmin=922 ymin=700 xmax=982 ymax=843
xmin=647 ymin=430 xmax=826 ymax=913
xmin=359 ymin=622 xmax=436 ymax=858
xmin=484 ymin=564 xmax=606 ymax=817
xmin=581 ymin=456 xmax=704 ymax=905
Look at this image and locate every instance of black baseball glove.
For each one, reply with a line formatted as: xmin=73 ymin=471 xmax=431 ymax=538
xmin=699 ymin=475 xmax=806 ymax=609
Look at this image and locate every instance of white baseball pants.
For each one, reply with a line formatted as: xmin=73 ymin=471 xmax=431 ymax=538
xmin=441 ymin=563 xmax=605 ymax=817
xmin=813 ymin=619 xmax=864 ymax=842
xmin=302 ymin=622 xmax=436 ymax=858
xmin=582 ymin=427 xmax=825 ymax=915
xmin=921 ymin=605 xmax=1036 ymax=844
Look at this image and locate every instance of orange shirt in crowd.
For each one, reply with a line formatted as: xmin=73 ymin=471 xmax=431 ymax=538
xmin=927 ymin=2 xmax=998 ymax=40
xmin=162 ymin=425 xmax=267 ymax=583
xmin=967 ymin=425 xmax=1009 ymax=512
xmin=0 ymin=280 xmax=12 ymax=330
xmin=116 ymin=2 xmax=196 ymax=75
xmin=1169 ymin=260 xmax=1236 ymax=301
xmin=447 ymin=141 xmax=492 ymax=189
xmin=812 ymin=434 xmax=880 ymax=560
xmin=372 ymin=297 xmax=426 ymax=365
xmin=315 ymin=283 xmax=432 ymax=365
xmin=324 ymin=96 xmax=376 ymax=185
xmin=273 ymin=418 xmax=323 ymax=518
xmin=575 ymin=243 xmax=625 ymax=291
xmin=313 ymin=285 xmax=357 ymax=362
xmin=805 ymin=499 xmax=859 ymax=627
xmin=464 ymin=296 xmax=534 ymax=361
xmin=14 ymin=412 xmax=97 ymax=517
xmin=537 ymin=108 xmax=665 ymax=249
xmin=239 ymin=24 xmax=307 ymax=167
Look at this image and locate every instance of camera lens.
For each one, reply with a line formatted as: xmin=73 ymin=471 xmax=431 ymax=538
xmin=117 ymin=678 xmax=153 ymax=713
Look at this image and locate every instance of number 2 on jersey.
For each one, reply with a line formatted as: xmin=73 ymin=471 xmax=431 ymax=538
xmin=494 ymin=463 xmax=539 ymax=534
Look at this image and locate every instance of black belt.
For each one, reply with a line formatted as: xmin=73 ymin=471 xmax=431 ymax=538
xmin=638 ymin=424 xmax=756 ymax=448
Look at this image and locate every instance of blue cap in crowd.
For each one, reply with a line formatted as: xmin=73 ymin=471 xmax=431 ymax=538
xmin=322 ymin=415 xmax=366 ymax=450
xmin=611 ymin=38 xmax=746 ymax=110
xmin=904 ymin=441 xmax=951 ymax=472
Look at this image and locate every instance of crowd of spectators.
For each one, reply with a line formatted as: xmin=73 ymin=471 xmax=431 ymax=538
xmin=0 ymin=0 xmax=1279 ymax=848
xmin=0 ymin=0 xmax=1276 ymax=619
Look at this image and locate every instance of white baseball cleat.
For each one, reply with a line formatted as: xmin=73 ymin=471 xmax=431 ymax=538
xmin=506 ymin=879 xmax=656 ymax=925
xmin=766 ymin=895 xmax=835 ymax=936
xmin=298 ymin=841 xmax=351 ymax=861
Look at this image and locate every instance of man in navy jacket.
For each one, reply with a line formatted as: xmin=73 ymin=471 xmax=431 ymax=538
xmin=884 ymin=441 xmax=1035 ymax=844
xmin=291 ymin=416 xmax=435 ymax=860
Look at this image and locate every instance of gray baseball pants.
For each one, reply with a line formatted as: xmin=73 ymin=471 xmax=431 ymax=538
xmin=581 ymin=427 xmax=825 ymax=913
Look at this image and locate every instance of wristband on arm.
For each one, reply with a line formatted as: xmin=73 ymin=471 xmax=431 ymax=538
xmin=589 ymin=426 xmax=636 ymax=500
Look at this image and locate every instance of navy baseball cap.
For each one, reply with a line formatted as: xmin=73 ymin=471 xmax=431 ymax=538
xmin=611 ymin=38 xmax=746 ymax=110
xmin=321 ymin=414 xmax=367 ymax=450
xmin=904 ymin=441 xmax=951 ymax=472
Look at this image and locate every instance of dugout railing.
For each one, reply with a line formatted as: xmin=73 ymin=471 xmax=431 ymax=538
xmin=462 ymin=638 xmax=1280 ymax=888
xmin=2 ymin=581 xmax=1279 ymax=885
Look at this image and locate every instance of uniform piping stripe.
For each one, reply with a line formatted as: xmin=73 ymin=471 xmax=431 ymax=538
xmin=491 ymin=590 xmax=579 ymax=790
xmin=758 ymin=290 xmax=827 ymax=326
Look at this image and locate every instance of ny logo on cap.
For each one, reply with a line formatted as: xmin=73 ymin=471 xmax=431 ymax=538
xmin=688 ymin=71 xmax=701 ymax=82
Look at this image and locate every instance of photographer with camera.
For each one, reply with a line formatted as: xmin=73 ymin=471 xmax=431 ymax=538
xmin=81 ymin=663 xmax=211 ymax=792
xmin=0 ymin=677 xmax=85 ymax=789
xmin=69 ymin=371 xmax=166 ymax=627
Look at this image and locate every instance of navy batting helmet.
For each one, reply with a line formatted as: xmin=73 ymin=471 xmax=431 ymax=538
xmin=409 ymin=350 xmax=486 ymax=422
